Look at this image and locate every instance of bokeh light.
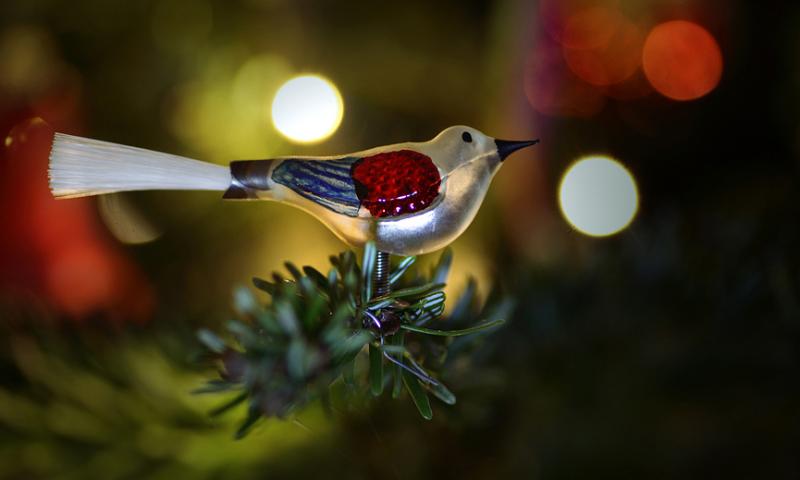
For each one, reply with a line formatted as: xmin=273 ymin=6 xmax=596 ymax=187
xmin=562 ymin=9 xmax=644 ymax=87
xmin=271 ymin=75 xmax=344 ymax=144
xmin=558 ymin=155 xmax=639 ymax=237
xmin=0 ymin=25 xmax=65 ymax=99
xmin=642 ymin=20 xmax=723 ymax=101
xmin=561 ymin=6 xmax=622 ymax=50
xmin=538 ymin=0 xmax=618 ymax=45
xmin=98 ymin=194 xmax=162 ymax=245
xmin=170 ymin=53 xmax=291 ymax=161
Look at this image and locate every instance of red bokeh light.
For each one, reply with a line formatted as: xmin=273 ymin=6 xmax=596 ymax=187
xmin=561 ymin=7 xmax=644 ymax=87
xmin=561 ymin=6 xmax=622 ymax=50
xmin=642 ymin=20 xmax=723 ymax=101
xmin=538 ymin=0 xmax=621 ymax=45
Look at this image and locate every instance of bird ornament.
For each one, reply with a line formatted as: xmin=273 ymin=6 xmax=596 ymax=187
xmin=49 ymin=126 xmax=538 ymax=256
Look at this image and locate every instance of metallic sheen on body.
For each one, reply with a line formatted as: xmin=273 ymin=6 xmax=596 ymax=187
xmin=221 ymin=126 xmax=536 ymax=256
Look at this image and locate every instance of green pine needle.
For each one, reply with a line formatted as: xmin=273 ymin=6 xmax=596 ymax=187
xmin=402 ymin=371 xmax=433 ymax=420
xmin=400 ymin=319 xmax=506 ymax=337
xmin=196 ymin=242 xmax=507 ymax=437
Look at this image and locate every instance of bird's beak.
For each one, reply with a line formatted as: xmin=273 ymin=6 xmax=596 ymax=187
xmin=495 ymin=138 xmax=540 ymax=161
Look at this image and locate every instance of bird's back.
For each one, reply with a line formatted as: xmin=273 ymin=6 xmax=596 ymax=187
xmin=271 ymin=150 xmax=442 ymax=219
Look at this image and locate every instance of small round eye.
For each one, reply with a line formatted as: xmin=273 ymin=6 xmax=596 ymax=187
xmin=462 ymin=131 xmax=473 ymax=143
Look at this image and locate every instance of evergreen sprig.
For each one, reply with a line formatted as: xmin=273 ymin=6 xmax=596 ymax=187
xmin=196 ymin=243 xmax=506 ymax=438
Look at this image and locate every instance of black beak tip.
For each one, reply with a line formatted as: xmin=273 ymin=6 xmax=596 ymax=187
xmin=495 ymin=138 xmax=540 ymax=161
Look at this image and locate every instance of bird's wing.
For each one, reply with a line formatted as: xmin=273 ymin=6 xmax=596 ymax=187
xmin=271 ymin=157 xmax=362 ymax=217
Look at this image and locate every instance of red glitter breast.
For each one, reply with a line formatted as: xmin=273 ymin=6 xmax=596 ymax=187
xmin=351 ymin=150 xmax=441 ymax=218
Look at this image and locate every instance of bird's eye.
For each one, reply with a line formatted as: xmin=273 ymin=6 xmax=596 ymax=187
xmin=462 ymin=131 xmax=473 ymax=143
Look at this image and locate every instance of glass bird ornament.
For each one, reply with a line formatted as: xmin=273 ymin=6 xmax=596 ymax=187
xmin=49 ymin=126 xmax=538 ymax=255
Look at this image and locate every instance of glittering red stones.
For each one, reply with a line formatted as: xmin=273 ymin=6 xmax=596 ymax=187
xmin=351 ymin=150 xmax=441 ymax=218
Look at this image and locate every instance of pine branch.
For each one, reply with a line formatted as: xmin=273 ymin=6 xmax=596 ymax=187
xmin=195 ymin=243 xmax=507 ymax=437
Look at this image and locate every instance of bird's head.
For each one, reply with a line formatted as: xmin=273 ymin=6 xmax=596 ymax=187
xmin=426 ymin=125 xmax=539 ymax=175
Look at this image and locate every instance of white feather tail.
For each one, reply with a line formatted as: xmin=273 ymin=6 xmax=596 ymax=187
xmin=49 ymin=133 xmax=231 ymax=198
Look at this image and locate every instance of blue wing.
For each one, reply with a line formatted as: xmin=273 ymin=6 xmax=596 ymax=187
xmin=271 ymin=157 xmax=361 ymax=217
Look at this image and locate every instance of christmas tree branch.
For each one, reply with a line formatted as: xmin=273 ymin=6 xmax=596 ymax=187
xmin=196 ymin=242 xmax=507 ymax=437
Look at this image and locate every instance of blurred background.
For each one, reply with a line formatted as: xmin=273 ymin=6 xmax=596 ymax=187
xmin=1 ymin=0 xmax=798 ymax=478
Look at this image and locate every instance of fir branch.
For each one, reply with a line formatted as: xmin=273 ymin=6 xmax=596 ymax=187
xmin=196 ymin=242 xmax=507 ymax=436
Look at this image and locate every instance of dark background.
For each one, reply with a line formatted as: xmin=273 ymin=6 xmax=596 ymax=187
xmin=1 ymin=0 xmax=798 ymax=478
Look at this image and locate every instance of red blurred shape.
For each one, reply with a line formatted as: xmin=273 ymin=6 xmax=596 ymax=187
xmin=561 ymin=7 xmax=644 ymax=87
xmin=561 ymin=6 xmax=622 ymax=50
xmin=45 ymin=242 xmax=115 ymax=317
xmin=1 ymin=117 xmax=154 ymax=324
xmin=642 ymin=20 xmax=723 ymax=101
xmin=538 ymin=0 xmax=621 ymax=45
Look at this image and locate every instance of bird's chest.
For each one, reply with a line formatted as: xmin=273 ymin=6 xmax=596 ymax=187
xmin=272 ymin=150 xmax=442 ymax=219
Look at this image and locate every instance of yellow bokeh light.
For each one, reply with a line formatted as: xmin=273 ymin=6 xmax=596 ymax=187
xmin=271 ymin=74 xmax=343 ymax=143
xmin=558 ymin=155 xmax=639 ymax=237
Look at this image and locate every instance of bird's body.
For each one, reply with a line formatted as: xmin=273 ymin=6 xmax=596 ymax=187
xmin=49 ymin=126 xmax=537 ymax=255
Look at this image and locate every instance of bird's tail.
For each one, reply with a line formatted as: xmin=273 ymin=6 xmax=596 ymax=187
xmin=48 ymin=133 xmax=230 ymax=198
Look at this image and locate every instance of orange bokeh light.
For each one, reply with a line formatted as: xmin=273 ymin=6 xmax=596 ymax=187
xmin=563 ymin=12 xmax=644 ymax=87
xmin=642 ymin=20 xmax=723 ymax=101
xmin=538 ymin=0 xmax=622 ymax=45
xmin=561 ymin=6 xmax=622 ymax=50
